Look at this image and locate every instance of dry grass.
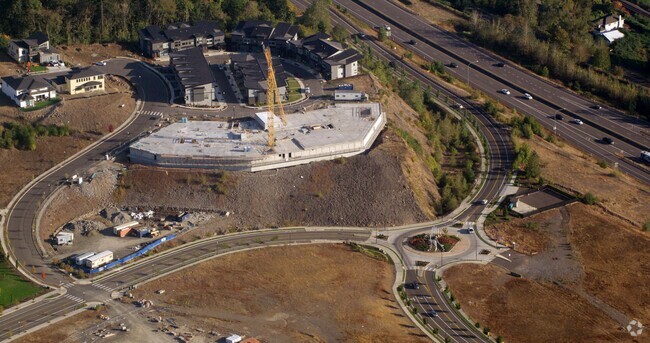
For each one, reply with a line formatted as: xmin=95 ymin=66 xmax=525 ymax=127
xmin=568 ymin=204 xmax=650 ymax=321
xmin=443 ymin=263 xmax=629 ymax=343
xmin=394 ymin=0 xmax=466 ymax=32
xmin=484 ymin=209 xmax=559 ymax=255
xmin=14 ymin=309 xmax=103 ymax=343
xmin=530 ymin=136 xmax=650 ymax=227
xmin=58 ymin=43 xmax=140 ymax=67
xmin=133 ymin=244 xmax=429 ymax=342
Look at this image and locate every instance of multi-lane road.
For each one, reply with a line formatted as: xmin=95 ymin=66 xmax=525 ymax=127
xmin=334 ymin=0 xmax=650 ymax=183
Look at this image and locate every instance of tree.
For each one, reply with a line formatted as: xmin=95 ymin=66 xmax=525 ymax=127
xmin=525 ymin=152 xmax=541 ymax=179
xmin=592 ymin=42 xmax=611 ymax=70
xmin=299 ymin=0 xmax=332 ymax=33
xmin=331 ymin=24 xmax=348 ymax=43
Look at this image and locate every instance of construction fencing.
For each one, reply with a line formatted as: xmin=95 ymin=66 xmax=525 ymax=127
xmin=87 ymin=234 xmax=177 ymax=274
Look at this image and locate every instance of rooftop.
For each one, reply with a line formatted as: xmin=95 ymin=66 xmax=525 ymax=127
xmin=231 ymin=53 xmax=287 ymax=91
xmin=139 ymin=21 xmax=224 ymax=43
xmin=131 ymin=103 xmax=383 ymax=159
xmin=170 ymin=47 xmax=215 ymax=88
xmin=1 ymin=75 xmax=54 ymax=92
xmin=67 ymin=67 xmax=104 ymax=80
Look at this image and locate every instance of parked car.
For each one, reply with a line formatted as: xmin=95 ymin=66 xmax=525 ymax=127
xmin=523 ymin=93 xmax=533 ymax=100
xmin=602 ymin=137 xmax=614 ymax=144
xmin=499 ymin=89 xmax=510 ymax=95
xmin=571 ymin=119 xmax=583 ymax=125
xmin=449 ymin=62 xmax=459 ymax=68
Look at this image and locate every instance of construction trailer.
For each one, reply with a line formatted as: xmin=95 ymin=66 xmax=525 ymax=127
xmin=334 ymin=90 xmax=366 ymax=101
xmin=85 ymin=250 xmax=113 ymax=269
xmin=113 ymin=221 xmax=139 ymax=235
xmin=226 ymin=334 xmax=242 ymax=343
xmin=75 ymin=252 xmax=96 ymax=265
xmin=54 ymin=232 xmax=74 ymax=245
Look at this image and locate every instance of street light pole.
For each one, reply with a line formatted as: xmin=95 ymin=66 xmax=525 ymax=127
xmin=552 ymin=108 xmax=564 ymax=137
xmin=467 ymin=60 xmax=479 ymax=88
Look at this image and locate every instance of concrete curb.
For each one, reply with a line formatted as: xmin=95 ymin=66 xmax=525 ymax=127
xmin=33 ymin=185 xmax=67 ymax=259
xmin=1 ymin=62 xmax=144 ymax=288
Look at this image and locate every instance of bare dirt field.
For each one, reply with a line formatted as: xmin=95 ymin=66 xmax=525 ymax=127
xmin=132 ymin=244 xmax=429 ymax=342
xmin=530 ymin=126 xmax=650 ymax=228
xmin=0 ymin=51 xmax=22 ymax=77
xmin=464 ymin=203 xmax=649 ymax=341
xmin=443 ymin=263 xmax=630 ymax=343
xmin=568 ymin=204 xmax=650 ymax=322
xmin=58 ymin=43 xmax=141 ymax=67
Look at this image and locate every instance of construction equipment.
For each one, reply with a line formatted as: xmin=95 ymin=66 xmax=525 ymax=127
xmin=263 ymin=46 xmax=287 ymax=147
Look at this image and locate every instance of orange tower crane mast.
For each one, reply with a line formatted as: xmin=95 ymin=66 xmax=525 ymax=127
xmin=264 ymin=47 xmax=287 ymax=147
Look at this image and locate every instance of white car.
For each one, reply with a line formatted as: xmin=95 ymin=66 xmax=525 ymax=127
xmin=454 ymin=103 xmax=464 ymax=109
xmin=572 ymin=119 xmax=583 ymax=125
xmin=499 ymin=89 xmax=510 ymax=95
xmin=95 ymin=61 xmax=107 ymax=66
xmin=481 ymin=199 xmax=488 ymax=205
xmin=523 ymin=93 xmax=533 ymax=100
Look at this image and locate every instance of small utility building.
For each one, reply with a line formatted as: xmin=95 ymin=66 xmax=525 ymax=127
xmin=170 ymin=47 xmax=216 ymax=106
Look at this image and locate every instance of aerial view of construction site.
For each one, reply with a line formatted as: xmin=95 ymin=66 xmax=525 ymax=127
xmin=0 ymin=0 xmax=648 ymax=342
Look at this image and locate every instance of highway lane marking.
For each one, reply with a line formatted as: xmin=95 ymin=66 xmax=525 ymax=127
xmin=558 ymin=96 xmax=650 ymax=138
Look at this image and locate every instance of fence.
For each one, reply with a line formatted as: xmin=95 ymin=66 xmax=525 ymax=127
xmin=87 ymin=234 xmax=177 ymax=274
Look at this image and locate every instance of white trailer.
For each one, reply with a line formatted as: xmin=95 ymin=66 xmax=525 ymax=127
xmin=54 ymin=232 xmax=74 ymax=245
xmin=334 ymin=90 xmax=366 ymax=101
xmin=85 ymin=250 xmax=113 ymax=269
xmin=226 ymin=334 xmax=242 ymax=343
xmin=112 ymin=221 xmax=140 ymax=235
xmin=75 ymin=252 xmax=96 ymax=265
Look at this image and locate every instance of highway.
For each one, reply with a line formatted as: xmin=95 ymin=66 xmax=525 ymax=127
xmin=334 ymin=0 xmax=650 ymax=183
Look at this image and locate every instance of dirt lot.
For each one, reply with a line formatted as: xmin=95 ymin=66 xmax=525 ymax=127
xmin=443 ymin=263 xmax=629 ymax=343
xmin=466 ymin=203 xmax=649 ymax=341
xmin=131 ymin=244 xmax=428 ymax=342
xmin=393 ymin=0 xmax=466 ymax=31
xmin=530 ymin=129 xmax=650 ymax=228
xmin=0 ymin=51 xmax=22 ymax=77
xmin=58 ymin=43 xmax=141 ymax=67
xmin=568 ymin=204 xmax=650 ymax=322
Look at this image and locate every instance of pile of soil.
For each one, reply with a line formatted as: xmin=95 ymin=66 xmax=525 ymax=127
xmin=63 ymin=220 xmax=105 ymax=236
xmin=101 ymin=207 xmax=132 ymax=225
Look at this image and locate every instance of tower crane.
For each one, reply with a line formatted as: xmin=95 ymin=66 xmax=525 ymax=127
xmin=264 ymin=46 xmax=287 ymax=148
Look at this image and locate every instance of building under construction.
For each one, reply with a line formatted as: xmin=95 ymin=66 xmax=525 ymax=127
xmin=129 ymin=103 xmax=386 ymax=171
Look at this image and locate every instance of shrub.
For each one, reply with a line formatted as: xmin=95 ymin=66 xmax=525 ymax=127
xmin=597 ymin=160 xmax=608 ymax=168
xmin=643 ymin=222 xmax=650 ymax=232
xmin=582 ymin=192 xmax=598 ymax=205
xmin=475 ymin=322 xmax=481 ymax=328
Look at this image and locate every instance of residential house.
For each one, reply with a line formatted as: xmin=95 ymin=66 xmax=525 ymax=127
xmin=1 ymin=75 xmax=56 ymax=108
xmin=289 ymin=33 xmax=362 ymax=80
xmin=594 ymin=14 xmax=625 ymax=44
xmin=231 ymin=53 xmax=288 ymax=105
xmin=230 ymin=21 xmax=299 ymax=53
xmin=7 ymin=32 xmax=60 ymax=64
xmin=49 ymin=67 xmax=105 ymax=95
xmin=138 ymin=21 xmax=225 ymax=58
xmin=170 ymin=47 xmax=216 ymax=106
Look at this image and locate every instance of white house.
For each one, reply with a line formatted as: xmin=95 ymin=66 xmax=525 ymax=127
xmin=594 ymin=14 xmax=625 ymax=44
xmin=1 ymin=75 xmax=57 ymax=108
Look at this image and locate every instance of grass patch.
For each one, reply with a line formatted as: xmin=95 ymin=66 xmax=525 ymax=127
xmin=0 ymin=262 xmax=43 ymax=308
xmin=285 ymin=77 xmax=302 ymax=103
xmin=20 ymin=98 xmax=61 ymax=112
xmin=29 ymin=65 xmax=47 ymax=73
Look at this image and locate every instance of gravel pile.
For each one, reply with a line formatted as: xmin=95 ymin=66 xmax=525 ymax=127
xmin=101 ymin=207 xmax=132 ymax=225
xmin=64 ymin=220 xmax=105 ymax=236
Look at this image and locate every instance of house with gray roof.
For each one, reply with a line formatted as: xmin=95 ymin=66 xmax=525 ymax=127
xmin=231 ymin=53 xmax=288 ymax=105
xmin=138 ymin=21 xmax=225 ymax=58
xmin=7 ymin=32 xmax=60 ymax=64
xmin=230 ymin=21 xmax=299 ymax=53
xmin=1 ymin=75 xmax=57 ymax=108
xmin=289 ymin=33 xmax=362 ymax=80
xmin=169 ymin=47 xmax=216 ymax=106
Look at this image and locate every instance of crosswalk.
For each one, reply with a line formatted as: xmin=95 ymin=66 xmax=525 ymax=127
xmin=140 ymin=110 xmax=163 ymax=118
xmin=60 ymin=282 xmax=75 ymax=289
xmin=92 ymin=283 xmax=113 ymax=292
xmin=63 ymin=294 xmax=84 ymax=303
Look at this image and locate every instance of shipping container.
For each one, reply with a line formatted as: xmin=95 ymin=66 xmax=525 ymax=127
xmin=75 ymin=252 xmax=96 ymax=265
xmin=85 ymin=250 xmax=113 ymax=269
xmin=118 ymin=227 xmax=132 ymax=237
xmin=133 ymin=227 xmax=150 ymax=238
xmin=113 ymin=221 xmax=139 ymax=235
